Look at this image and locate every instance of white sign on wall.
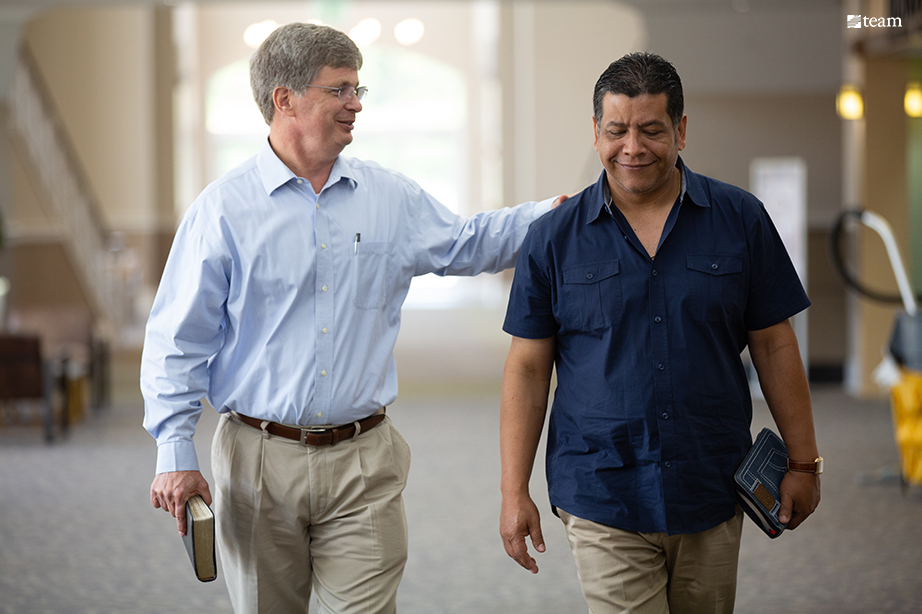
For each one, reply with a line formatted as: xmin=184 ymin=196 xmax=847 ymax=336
xmin=750 ymin=157 xmax=809 ymax=378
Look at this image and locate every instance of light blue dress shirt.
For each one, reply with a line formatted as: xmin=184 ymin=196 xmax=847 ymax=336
xmin=141 ymin=141 xmax=553 ymax=474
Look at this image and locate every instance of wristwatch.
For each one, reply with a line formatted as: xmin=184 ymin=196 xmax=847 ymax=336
xmin=787 ymin=457 xmax=824 ymax=475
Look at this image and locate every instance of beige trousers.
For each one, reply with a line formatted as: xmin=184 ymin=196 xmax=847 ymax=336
xmin=558 ymin=508 xmax=744 ymax=614
xmin=212 ymin=412 xmax=412 ymax=614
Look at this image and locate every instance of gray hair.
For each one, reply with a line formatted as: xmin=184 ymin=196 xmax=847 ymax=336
xmin=250 ymin=23 xmax=363 ymax=125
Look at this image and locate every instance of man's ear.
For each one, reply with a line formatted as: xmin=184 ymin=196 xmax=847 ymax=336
xmin=676 ymin=114 xmax=687 ymax=151
xmin=273 ymin=87 xmax=296 ymax=117
xmin=592 ymin=116 xmax=600 ymax=152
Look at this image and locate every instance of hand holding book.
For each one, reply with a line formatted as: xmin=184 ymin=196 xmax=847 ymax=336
xmin=735 ymin=428 xmax=822 ymax=538
xmin=734 ymin=428 xmax=789 ymax=538
xmin=150 ymin=470 xmax=212 ymax=536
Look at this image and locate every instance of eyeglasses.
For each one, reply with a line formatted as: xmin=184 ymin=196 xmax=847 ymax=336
xmin=304 ymin=84 xmax=368 ymax=102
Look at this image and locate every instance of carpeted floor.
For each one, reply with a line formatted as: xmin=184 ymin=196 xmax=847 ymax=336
xmin=1 ymin=380 xmax=920 ymax=613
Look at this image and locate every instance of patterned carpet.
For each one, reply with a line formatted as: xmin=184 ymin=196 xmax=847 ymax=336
xmin=1 ymin=383 xmax=920 ymax=614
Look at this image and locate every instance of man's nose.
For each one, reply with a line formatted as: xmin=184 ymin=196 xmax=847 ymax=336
xmin=621 ymin=130 xmax=645 ymax=156
xmin=345 ymin=95 xmax=362 ymax=112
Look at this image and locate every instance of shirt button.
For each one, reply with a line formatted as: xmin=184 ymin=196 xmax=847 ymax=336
xmin=317 ymin=412 xmax=323 ymax=418
xmin=321 ymin=370 xmax=327 ymax=376
xmin=586 ymin=273 xmax=593 ymax=280
xmin=651 ymin=269 xmax=658 ymax=277
xmin=664 ymin=461 xmax=672 ymax=468
xmin=658 ymin=363 xmax=665 ymax=371
xmin=322 ymin=285 xmax=328 ymax=292
xmin=322 ymin=327 xmax=328 ymax=334
xmin=297 ymin=179 xmax=303 ymax=185
xmin=321 ymin=243 xmax=327 ymax=249
xmin=712 ymin=263 xmax=719 ymax=270
xmin=654 ymin=316 xmax=662 ymax=323
xmin=661 ymin=412 xmax=669 ymax=419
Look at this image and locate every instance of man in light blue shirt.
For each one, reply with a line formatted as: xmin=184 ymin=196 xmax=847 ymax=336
xmin=142 ymin=22 xmax=554 ymax=614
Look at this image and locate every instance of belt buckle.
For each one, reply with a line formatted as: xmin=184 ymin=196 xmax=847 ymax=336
xmin=300 ymin=425 xmax=333 ymax=433
xmin=299 ymin=425 xmax=331 ymax=446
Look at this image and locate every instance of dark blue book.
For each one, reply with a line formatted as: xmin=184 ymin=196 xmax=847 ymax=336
xmin=734 ymin=428 xmax=788 ymax=538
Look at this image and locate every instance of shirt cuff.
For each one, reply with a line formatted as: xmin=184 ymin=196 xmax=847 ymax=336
xmin=155 ymin=440 xmax=201 ymax=474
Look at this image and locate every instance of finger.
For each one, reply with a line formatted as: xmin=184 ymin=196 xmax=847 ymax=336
xmin=778 ymin=492 xmax=793 ymax=526
xmin=176 ymin=505 xmax=187 ymax=536
xmin=506 ymin=535 xmax=539 ymax=574
xmin=530 ymin=524 xmax=546 ymax=554
xmin=785 ymin=504 xmax=807 ymax=530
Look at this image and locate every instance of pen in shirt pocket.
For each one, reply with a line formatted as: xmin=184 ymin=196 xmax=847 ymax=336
xmin=354 ymin=233 xmax=361 ymax=254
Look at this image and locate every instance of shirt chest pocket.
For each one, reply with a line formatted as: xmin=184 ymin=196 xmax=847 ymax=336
xmin=354 ymin=242 xmax=392 ymax=310
xmin=685 ymin=254 xmax=744 ymax=322
xmin=561 ymin=260 xmax=622 ymax=332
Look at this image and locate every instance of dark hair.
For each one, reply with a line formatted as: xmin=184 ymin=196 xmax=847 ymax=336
xmin=250 ymin=23 xmax=363 ymax=125
xmin=593 ymin=52 xmax=684 ymax=131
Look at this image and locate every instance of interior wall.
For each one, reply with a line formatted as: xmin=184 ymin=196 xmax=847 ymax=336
xmin=909 ymin=58 xmax=922 ymax=293
xmin=501 ymin=1 xmax=645 ymax=205
xmin=23 ymin=7 xmax=157 ymax=233
xmin=858 ymin=57 xmax=910 ymax=395
xmin=808 ymin=228 xmax=848 ymax=378
xmin=13 ymin=4 xmax=173 ymax=324
xmin=642 ymin=6 xmax=843 ymax=97
xmin=681 ymin=93 xmax=842 ymax=227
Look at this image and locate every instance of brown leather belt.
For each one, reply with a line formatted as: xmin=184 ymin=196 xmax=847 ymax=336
xmin=234 ymin=410 xmax=386 ymax=447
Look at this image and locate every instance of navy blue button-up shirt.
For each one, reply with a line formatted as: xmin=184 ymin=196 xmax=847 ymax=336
xmin=503 ymin=159 xmax=810 ymax=535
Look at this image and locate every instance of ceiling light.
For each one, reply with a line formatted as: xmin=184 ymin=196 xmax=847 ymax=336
xmin=349 ymin=18 xmax=381 ymax=48
xmin=243 ymin=20 xmax=279 ymax=49
xmin=836 ymin=85 xmax=863 ymax=120
xmin=395 ymin=18 xmax=424 ymax=46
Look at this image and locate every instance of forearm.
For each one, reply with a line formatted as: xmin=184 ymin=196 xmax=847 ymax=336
xmin=500 ymin=337 xmax=555 ymax=497
xmin=417 ymin=197 xmax=555 ymax=277
xmin=749 ymin=320 xmax=817 ymax=460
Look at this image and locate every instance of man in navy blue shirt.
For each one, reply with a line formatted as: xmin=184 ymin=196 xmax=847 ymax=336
xmin=499 ymin=53 xmax=821 ymax=614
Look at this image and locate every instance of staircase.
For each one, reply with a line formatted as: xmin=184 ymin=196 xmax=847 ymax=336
xmin=9 ymin=45 xmax=132 ymax=340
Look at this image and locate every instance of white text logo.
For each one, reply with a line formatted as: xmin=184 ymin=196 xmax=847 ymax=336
xmin=847 ymin=14 xmax=903 ymax=28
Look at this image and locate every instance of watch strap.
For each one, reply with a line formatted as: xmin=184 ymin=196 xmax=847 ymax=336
xmin=787 ymin=457 xmax=824 ymax=475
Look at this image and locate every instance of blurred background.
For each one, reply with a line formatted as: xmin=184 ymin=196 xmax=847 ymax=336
xmin=1 ymin=0 xmax=921 ymax=612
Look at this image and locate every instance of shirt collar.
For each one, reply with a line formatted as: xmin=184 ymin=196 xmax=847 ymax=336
xmin=677 ymin=157 xmax=710 ymax=209
xmin=588 ymin=155 xmax=705 ymax=226
xmin=256 ymin=139 xmax=359 ymax=196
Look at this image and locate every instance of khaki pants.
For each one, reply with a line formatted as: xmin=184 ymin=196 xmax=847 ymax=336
xmin=559 ymin=508 xmax=744 ymax=614
xmin=212 ymin=412 xmax=412 ymax=614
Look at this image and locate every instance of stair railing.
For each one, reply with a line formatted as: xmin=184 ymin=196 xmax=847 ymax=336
xmin=9 ymin=44 xmax=129 ymax=337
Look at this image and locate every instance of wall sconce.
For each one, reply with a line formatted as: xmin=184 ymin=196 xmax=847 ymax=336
xmin=905 ymin=82 xmax=922 ymax=118
xmin=836 ymin=85 xmax=864 ymax=120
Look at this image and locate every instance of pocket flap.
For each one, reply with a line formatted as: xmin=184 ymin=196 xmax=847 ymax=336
xmin=563 ymin=260 xmax=620 ymax=285
xmin=686 ymin=254 xmax=742 ymax=276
